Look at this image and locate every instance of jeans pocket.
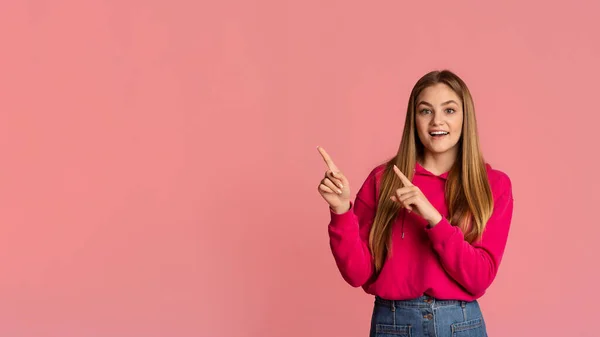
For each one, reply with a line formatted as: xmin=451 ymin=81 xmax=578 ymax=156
xmin=451 ymin=317 xmax=485 ymax=337
xmin=375 ymin=323 xmax=411 ymax=337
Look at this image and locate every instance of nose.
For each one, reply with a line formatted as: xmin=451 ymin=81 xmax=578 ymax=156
xmin=431 ymin=111 xmax=444 ymax=125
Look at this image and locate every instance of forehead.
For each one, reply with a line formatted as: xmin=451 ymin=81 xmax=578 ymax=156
xmin=417 ymin=83 xmax=461 ymax=104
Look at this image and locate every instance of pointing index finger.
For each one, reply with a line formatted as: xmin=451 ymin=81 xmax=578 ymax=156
xmin=393 ymin=165 xmax=413 ymax=186
xmin=317 ymin=146 xmax=339 ymax=172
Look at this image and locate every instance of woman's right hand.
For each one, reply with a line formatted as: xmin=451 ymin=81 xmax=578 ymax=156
xmin=317 ymin=146 xmax=351 ymax=214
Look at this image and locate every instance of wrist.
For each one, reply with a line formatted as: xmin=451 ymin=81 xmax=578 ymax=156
xmin=426 ymin=213 xmax=443 ymax=227
xmin=331 ymin=201 xmax=351 ymax=214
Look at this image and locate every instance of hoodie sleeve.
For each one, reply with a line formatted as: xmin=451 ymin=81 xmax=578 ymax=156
xmin=425 ymin=173 xmax=514 ymax=296
xmin=327 ymin=169 xmax=378 ymax=287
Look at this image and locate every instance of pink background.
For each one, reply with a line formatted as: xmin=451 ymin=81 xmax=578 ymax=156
xmin=1 ymin=0 xmax=598 ymax=336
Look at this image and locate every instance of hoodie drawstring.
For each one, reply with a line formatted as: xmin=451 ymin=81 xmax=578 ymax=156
xmin=401 ymin=208 xmax=407 ymax=239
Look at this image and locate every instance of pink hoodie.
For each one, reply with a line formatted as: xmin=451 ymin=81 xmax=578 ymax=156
xmin=327 ymin=162 xmax=514 ymax=301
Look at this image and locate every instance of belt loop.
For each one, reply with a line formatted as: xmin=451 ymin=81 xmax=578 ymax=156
xmin=461 ymin=301 xmax=466 ymax=308
xmin=391 ymin=300 xmax=396 ymax=327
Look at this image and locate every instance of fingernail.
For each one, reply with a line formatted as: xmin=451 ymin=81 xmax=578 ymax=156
xmin=339 ymin=184 xmax=343 ymax=188
xmin=338 ymin=189 xmax=342 ymax=194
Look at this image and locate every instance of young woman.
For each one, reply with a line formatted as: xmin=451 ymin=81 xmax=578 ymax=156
xmin=317 ymin=70 xmax=513 ymax=337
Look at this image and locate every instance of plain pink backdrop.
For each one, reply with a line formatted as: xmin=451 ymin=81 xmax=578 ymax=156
xmin=1 ymin=0 xmax=599 ymax=336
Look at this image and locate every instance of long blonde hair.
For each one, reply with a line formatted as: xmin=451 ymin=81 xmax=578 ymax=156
xmin=369 ymin=70 xmax=494 ymax=273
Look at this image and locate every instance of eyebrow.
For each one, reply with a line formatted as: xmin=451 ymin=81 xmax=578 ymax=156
xmin=417 ymin=100 xmax=459 ymax=107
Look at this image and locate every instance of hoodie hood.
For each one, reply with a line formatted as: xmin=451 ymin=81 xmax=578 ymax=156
xmin=414 ymin=161 xmax=492 ymax=181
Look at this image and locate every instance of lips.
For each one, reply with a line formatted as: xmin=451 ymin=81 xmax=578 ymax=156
xmin=429 ymin=131 xmax=449 ymax=137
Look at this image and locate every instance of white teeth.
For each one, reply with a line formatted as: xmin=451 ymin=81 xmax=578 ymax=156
xmin=430 ymin=131 xmax=449 ymax=135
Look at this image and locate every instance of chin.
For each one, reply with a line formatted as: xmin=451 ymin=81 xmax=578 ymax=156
xmin=425 ymin=144 xmax=458 ymax=155
xmin=429 ymin=149 xmax=451 ymax=154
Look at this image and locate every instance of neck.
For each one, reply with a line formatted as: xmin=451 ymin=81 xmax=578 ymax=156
xmin=419 ymin=150 xmax=458 ymax=175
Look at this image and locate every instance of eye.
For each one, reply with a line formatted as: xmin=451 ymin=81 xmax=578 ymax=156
xmin=419 ymin=109 xmax=431 ymax=115
xmin=445 ymin=108 xmax=456 ymax=114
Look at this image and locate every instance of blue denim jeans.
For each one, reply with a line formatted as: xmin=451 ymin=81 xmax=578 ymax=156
xmin=369 ymin=295 xmax=488 ymax=337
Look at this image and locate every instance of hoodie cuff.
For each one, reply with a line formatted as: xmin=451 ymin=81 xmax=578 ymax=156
xmin=425 ymin=217 xmax=458 ymax=246
xmin=329 ymin=201 xmax=355 ymax=227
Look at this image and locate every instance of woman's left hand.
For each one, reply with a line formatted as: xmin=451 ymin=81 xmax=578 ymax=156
xmin=390 ymin=165 xmax=443 ymax=226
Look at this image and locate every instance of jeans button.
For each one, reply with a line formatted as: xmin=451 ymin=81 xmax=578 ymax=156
xmin=423 ymin=314 xmax=433 ymax=319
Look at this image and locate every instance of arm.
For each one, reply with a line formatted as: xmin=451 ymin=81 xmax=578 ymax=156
xmin=327 ymin=171 xmax=377 ymax=287
xmin=425 ymin=176 xmax=514 ymax=296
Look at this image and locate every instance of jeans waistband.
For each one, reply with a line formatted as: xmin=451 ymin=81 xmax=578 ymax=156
xmin=375 ymin=295 xmax=471 ymax=309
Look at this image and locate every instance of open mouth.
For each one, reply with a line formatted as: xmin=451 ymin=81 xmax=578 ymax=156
xmin=429 ymin=131 xmax=449 ymax=138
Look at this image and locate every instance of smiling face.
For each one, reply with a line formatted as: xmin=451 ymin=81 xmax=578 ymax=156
xmin=415 ymin=83 xmax=464 ymax=158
